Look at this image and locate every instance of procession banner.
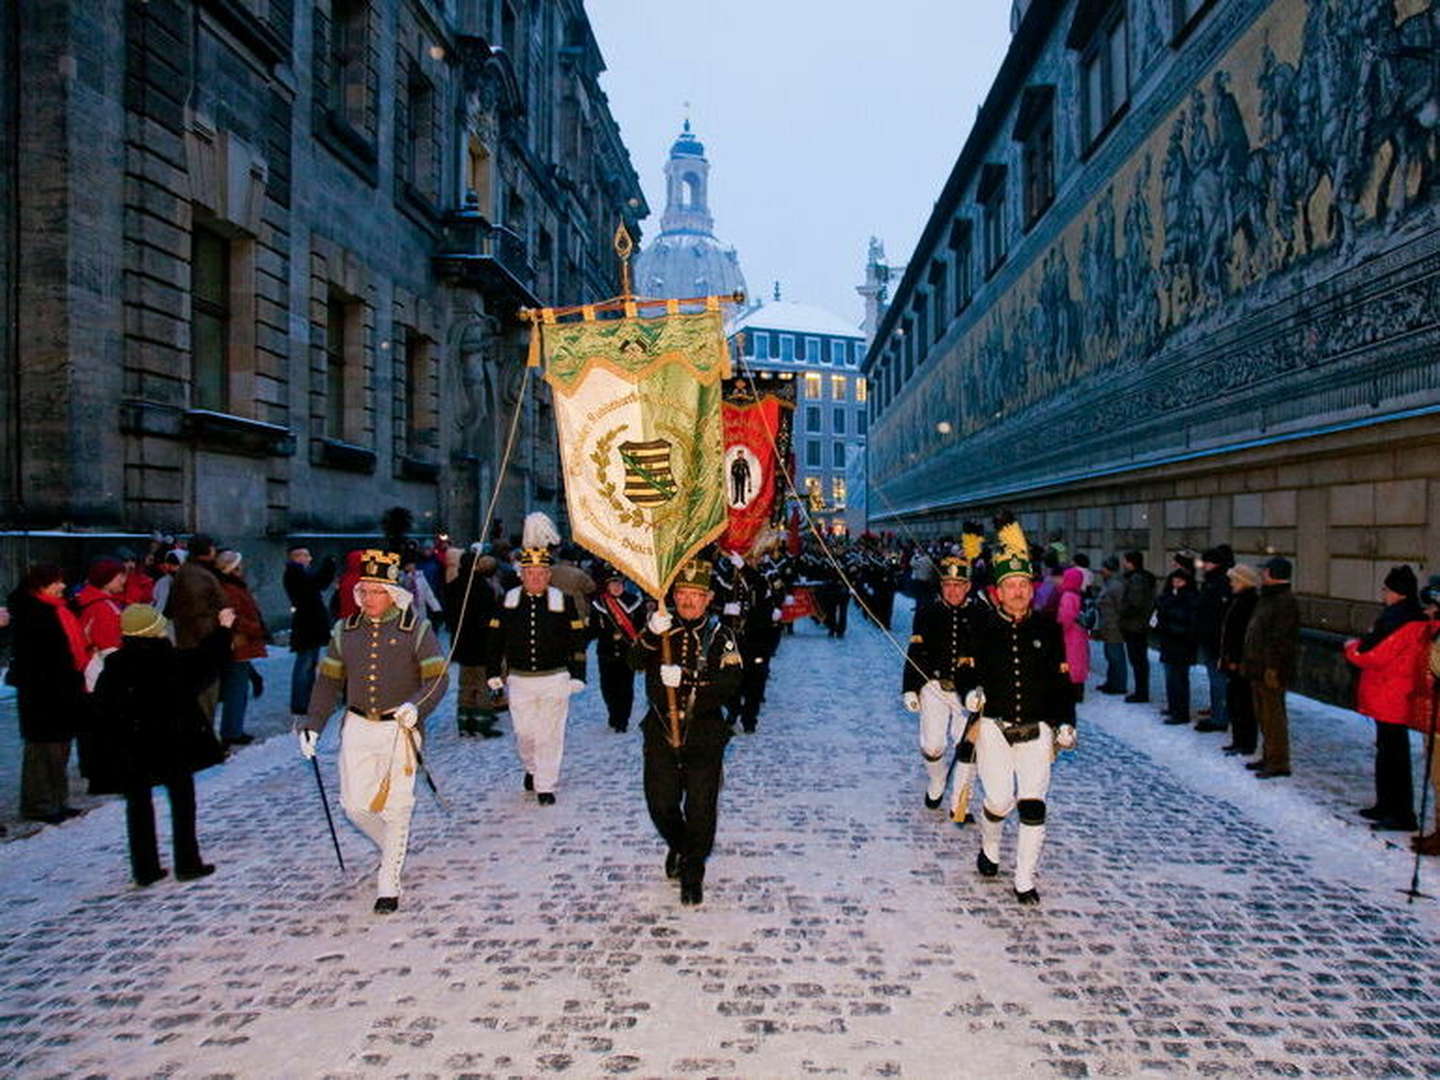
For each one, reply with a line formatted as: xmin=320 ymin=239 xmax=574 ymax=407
xmin=720 ymin=376 xmax=793 ymax=553
xmin=540 ymin=307 xmax=730 ymax=599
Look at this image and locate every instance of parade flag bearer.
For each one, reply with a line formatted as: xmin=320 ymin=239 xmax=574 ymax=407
xmin=968 ymin=513 xmax=1076 ymax=904
xmin=631 ymin=558 xmax=744 ymax=905
xmin=301 ymin=550 xmax=449 ymax=913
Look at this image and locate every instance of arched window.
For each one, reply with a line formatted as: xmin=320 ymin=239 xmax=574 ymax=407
xmin=681 ymin=172 xmax=702 ymax=208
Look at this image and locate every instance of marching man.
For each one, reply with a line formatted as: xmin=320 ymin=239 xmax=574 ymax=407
xmin=302 ymin=550 xmax=449 ymax=913
xmin=968 ymin=513 xmax=1076 ymax=904
xmin=485 ymin=524 xmax=588 ymax=805
xmin=901 ymin=523 xmax=989 ymax=818
xmin=589 ymin=564 xmax=645 ymax=732
xmin=631 ymin=558 xmax=744 ymax=905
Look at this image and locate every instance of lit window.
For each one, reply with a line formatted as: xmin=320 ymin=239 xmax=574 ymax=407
xmin=805 ymin=476 xmax=823 ymax=510
xmin=832 ymin=477 xmax=846 ymax=508
xmin=855 ymin=377 xmax=868 ymax=403
xmin=831 ymin=375 xmax=847 ymax=400
xmin=804 ymin=373 xmax=821 ymax=399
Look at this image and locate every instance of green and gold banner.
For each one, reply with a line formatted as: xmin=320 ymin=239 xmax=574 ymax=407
xmin=539 ymin=307 xmax=730 ymax=600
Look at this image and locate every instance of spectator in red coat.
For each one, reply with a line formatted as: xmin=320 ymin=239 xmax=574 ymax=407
xmin=1345 ymin=564 xmax=1430 ymax=833
xmin=116 ymin=547 xmax=155 ymax=606
xmin=214 ymin=550 xmax=268 ymax=749
xmin=76 ymin=557 xmax=127 ymax=660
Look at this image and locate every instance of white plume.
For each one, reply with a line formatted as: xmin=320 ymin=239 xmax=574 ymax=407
xmin=523 ymin=511 xmax=561 ymax=549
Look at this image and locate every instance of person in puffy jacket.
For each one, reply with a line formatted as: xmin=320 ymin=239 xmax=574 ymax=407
xmin=1345 ymin=564 xmax=1429 ymax=832
xmin=1154 ymin=568 xmax=1199 ymax=726
xmin=1056 ymin=567 xmax=1090 ymax=702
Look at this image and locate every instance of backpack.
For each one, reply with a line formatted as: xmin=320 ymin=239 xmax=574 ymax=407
xmin=1077 ymin=594 xmax=1100 ymax=633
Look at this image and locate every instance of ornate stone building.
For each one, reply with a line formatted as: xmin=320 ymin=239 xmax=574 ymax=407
xmin=864 ymin=0 xmax=1440 ymax=699
xmin=0 ymin=0 xmax=646 ymax=615
xmin=632 ymin=120 xmax=748 ymax=302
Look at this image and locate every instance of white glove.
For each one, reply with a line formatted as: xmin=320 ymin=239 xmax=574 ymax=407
xmin=660 ymin=664 xmax=683 ymax=688
xmin=297 ymin=729 xmax=318 ymax=760
xmin=569 ymin=678 xmax=585 ymax=695
xmin=648 ymin=609 xmax=673 ymax=634
xmin=728 ymin=552 xmax=744 ymax=568
xmin=723 ymin=602 xmax=741 ymax=616
xmin=901 ymin=691 xmax=921 ymax=713
xmin=486 ymin=676 xmax=504 ymax=692
xmin=1055 ymin=724 xmax=1077 ymax=750
xmin=771 ymin=608 xmax=782 ymax=621
xmin=964 ymin=688 xmax=986 ymax=714
xmin=394 ymin=702 xmax=419 ymax=730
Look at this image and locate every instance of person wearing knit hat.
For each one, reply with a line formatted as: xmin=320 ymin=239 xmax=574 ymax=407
xmin=302 ymin=549 xmax=450 ymax=913
xmin=1242 ymin=557 xmax=1301 ymax=778
xmin=902 ymin=528 xmax=988 ymax=821
xmin=214 ymin=551 xmax=268 ymax=750
xmin=76 ymin=558 xmax=129 ymax=691
xmin=1344 ymin=564 xmax=1429 ymax=832
xmin=963 ymin=513 xmax=1077 ymax=904
xmin=484 ymin=534 xmax=588 ymax=807
xmin=92 ymin=602 xmax=236 ymax=885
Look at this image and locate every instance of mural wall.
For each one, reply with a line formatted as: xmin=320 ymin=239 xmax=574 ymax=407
xmin=872 ymin=0 xmax=1440 ymax=512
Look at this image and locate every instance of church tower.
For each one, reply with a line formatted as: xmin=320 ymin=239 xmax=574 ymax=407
xmin=634 ymin=119 xmax=748 ymax=302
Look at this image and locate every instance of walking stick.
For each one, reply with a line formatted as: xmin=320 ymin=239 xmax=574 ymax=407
xmin=309 ymin=755 xmax=346 ymax=873
xmin=657 ymin=600 xmax=682 ymax=749
xmin=404 ymin=727 xmax=451 ymax=816
xmin=1402 ymin=680 xmax=1440 ymax=903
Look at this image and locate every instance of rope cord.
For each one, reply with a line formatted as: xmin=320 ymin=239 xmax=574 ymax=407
xmin=733 ymin=356 xmax=933 ymax=686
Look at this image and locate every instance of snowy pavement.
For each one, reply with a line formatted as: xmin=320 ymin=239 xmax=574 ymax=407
xmin=2 ymin=602 xmax=1440 ymax=1078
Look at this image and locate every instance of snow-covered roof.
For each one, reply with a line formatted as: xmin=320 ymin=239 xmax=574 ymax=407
xmin=729 ymin=299 xmax=862 ymax=339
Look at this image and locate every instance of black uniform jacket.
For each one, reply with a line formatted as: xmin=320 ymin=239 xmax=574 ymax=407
xmin=903 ymin=593 xmax=987 ymax=695
xmin=630 ymin=614 xmax=744 ymax=748
xmin=589 ymin=589 xmax=646 ymax=664
xmin=486 ymin=585 xmax=587 ymax=681
xmin=968 ymin=605 xmax=1076 ymax=727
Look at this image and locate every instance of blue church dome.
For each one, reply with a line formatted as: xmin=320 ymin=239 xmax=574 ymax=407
xmin=670 ymin=119 xmax=705 ymax=158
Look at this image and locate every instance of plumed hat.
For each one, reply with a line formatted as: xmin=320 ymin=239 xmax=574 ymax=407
xmin=937 ymin=556 xmax=970 ymax=582
xmin=961 ymin=521 xmax=986 ymax=563
xmin=357 ymin=549 xmax=402 ymax=585
xmin=990 ymin=511 xmax=1033 ymax=584
xmin=517 ymin=546 xmax=553 ymax=568
xmin=522 ymin=511 xmax=562 ymax=550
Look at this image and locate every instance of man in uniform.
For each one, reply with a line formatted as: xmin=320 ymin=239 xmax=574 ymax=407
xmin=631 ymin=559 xmax=744 ymax=905
xmin=301 ymin=550 xmax=449 ymax=913
xmin=967 ymin=514 xmax=1076 ymax=904
xmin=485 ymin=545 xmax=587 ymax=804
xmin=589 ymin=565 xmax=645 ymax=732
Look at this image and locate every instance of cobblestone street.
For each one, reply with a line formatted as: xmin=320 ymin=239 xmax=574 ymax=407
xmin=2 ymin=603 xmax=1439 ymax=1078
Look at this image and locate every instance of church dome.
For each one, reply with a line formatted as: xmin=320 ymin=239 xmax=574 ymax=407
xmin=670 ymin=119 xmax=705 ymax=159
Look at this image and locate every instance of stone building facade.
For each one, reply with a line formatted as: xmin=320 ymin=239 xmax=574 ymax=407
xmin=864 ymin=0 xmax=1440 ymax=700
xmin=730 ymin=300 xmax=867 ymax=537
xmin=0 ymin=0 xmax=646 ymax=617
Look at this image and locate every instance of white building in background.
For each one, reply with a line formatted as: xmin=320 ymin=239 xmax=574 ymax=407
xmin=728 ymin=295 xmax=867 ymax=537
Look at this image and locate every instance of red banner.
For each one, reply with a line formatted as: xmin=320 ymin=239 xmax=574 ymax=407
xmin=720 ymin=394 xmax=785 ymax=553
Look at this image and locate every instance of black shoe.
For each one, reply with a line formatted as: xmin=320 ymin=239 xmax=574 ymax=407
xmin=523 ymin=772 xmax=534 ymax=791
xmin=680 ymin=881 xmax=703 ymax=906
xmin=741 ymin=724 xmax=756 ymax=734
xmin=228 ymin=734 xmax=255 ymax=746
xmin=373 ymin=896 xmax=399 ymax=914
xmin=924 ymin=793 xmax=943 ymax=810
xmin=976 ymin=851 xmax=999 ymax=878
xmin=1097 ymin=685 xmax=1124 ymax=695
xmin=1370 ymin=818 xmax=1419 ymax=832
xmin=135 ymin=867 xmax=169 ymax=887
xmin=1194 ymin=722 xmax=1227 ymax=733
xmin=1163 ymin=716 xmax=1189 ymax=725
xmin=1254 ymin=768 xmax=1291 ymax=779
xmin=24 ymin=811 xmax=67 ymax=825
xmin=1123 ymin=694 xmax=1149 ymax=704
xmin=537 ymin=792 xmax=556 ymax=806
xmin=1358 ymin=806 xmax=1385 ymax=821
xmin=1014 ymin=887 xmax=1040 ymax=905
xmin=665 ymin=850 xmax=682 ymax=880
xmin=175 ymin=863 xmax=215 ymax=882
xmin=1244 ymin=760 xmax=1266 ymax=771
xmin=58 ymin=806 xmax=84 ymax=819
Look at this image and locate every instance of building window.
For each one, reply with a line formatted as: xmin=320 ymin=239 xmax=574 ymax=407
xmin=466 ymin=136 xmax=492 ymax=213
xmin=832 ymin=477 xmax=847 ymax=509
xmin=805 ymin=476 xmax=823 ymax=510
xmin=191 ymin=227 xmax=231 ymax=413
xmin=833 ymin=407 xmax=846 ymax=434
xmin=847 ymin=341 xmax=858 ymax=366
xmin=830 ymin=340 xmax=847 ymax=365
xmin=804 ymin=372 xmax=822 ymax=399
xmin=400 ymin=327 xmax=435 ymax=458
xmin=855 ymin=377 xmax=868 ymax=403
xmin=806 ymin=440 xmax=821 ymax=467
xmin=806 ymin=405 xmax=821 ymax=432
xmin=901 ymin=323 xmax=915 ymax=381
xmin=398 ymin=63 xmax=437 ymax=204
xmin=930 ymin=261 xmax=949 ymax=340
xmin=807 ymin=336 xmax=822 ymax=365
xmin=1017 ymin=88 xmax=1056 ymax=227
xmin=857 ymin=409 xmax=868 ymax=435
xmin=780 ymin=334 xmax=796 ymax=362
xmin=831 ymin=375 xmax=847 ymax=400
xmin=328 ymin=0 xmax=373 ymax=137
xmin=950 ymin=219 xmax=974 ymax=313
xmin=1081 ymin=7 xmax=1128 ymax=151
xmin=979 ymin=165 xmax=1007 ymax=275
xmin=833 ymin=441 xmax=846 ymax=469
xmin=325 ymin=291 xmax=356 ymax=440
xmin=753 ymin=330 xmax=770 ymax=359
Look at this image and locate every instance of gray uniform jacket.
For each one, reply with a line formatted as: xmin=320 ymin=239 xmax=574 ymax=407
xmin=305 ymin=605 xmax=449 ymax=731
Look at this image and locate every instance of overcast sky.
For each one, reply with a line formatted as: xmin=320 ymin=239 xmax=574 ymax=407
xmin=585 ymin=1 xmax=1015 ymax=328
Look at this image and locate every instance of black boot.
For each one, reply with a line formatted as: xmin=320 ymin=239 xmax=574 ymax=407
xmin=976 ymin=850 xmax=998 ymax=878
xmin=680 ymin=880 xmax=704 ymax=905
xmin=373 ymin=896 xmax=399 ymax=914
xmin=476 ymin=712 xmax=502 ymax=738
xmin=665 ymin=849 xmax=682 ymax=880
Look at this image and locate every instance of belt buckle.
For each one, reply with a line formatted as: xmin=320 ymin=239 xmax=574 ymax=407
xmin=938 ymin=679 xmax=955 ymax=693
xmin=365 ymin=708 xmax=382 ymax=723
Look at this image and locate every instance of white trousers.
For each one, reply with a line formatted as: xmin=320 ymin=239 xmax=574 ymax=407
xmin=507 ymin=671 xmax=571 ymax=793
xmin=918 ymin=680 xmax=971 ymax=800
xmin=338 ymin=712 xmax=417 ymax=898
xmin=975 ymin=718 xmax=1054 ymax=892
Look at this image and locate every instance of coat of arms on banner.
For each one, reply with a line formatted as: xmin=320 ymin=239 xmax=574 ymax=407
xmin=540 ymin=308 xmax=730 ymax=599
